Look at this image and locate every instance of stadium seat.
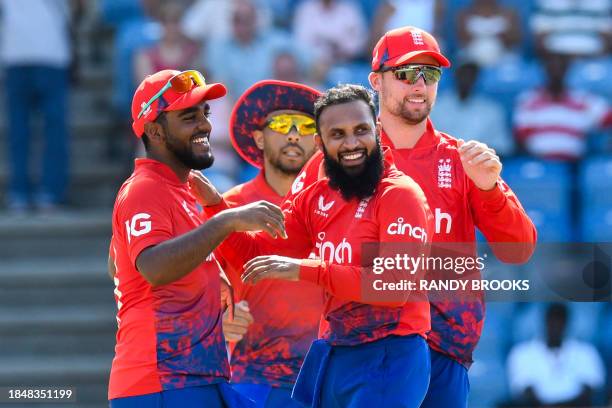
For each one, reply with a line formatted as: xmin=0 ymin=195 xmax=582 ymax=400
xmin=581 ymin=206 xmax=612 ymax=242
xmin=567 ymin=57 xmax=612 ymax=99
xmin=580 ymin=156 xmax=612 ymax=208
xmin=503 ymin=158 xmax=573 ymax=241
xmin=478 ymin=59 xmax=546 ymax=121
xmin=580 ymin=156 xmax=612 ymax=241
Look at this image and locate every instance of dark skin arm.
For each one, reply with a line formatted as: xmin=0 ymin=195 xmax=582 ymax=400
xmin=135 ymin=201 xmax=286 ymax=287
xmin=108 ymin=255 xmax=116 ymax=280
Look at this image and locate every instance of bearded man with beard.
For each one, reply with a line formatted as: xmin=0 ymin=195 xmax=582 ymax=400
xmin=194 ymin=84 xmax=435 ymax=407
xmin=218 ymin=80 xmax=325 ymax=407
xmin=107 ymin=69 xmax=286 ymax=408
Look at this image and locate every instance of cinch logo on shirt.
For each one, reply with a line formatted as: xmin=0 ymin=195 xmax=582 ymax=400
xmin=315 ymin=195 xmax=335 ymax=218
xmin=125 ymin=213 xmax=152 ymax=242
xmin=315 ymin=232 xmax=352 ymax=264
xmin=387 ymin=217 xmax=428 ymax=242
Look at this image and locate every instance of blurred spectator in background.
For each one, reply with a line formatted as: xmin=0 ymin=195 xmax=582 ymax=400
xmin=456 ymin=0 xmax=522 ymax=67
xmin=513 ymin=53 xmax=611 ymax=161
xmin=531 ymin=0 xmax=611 ymax=57
xmin=272 ymin=48 xmax=323 ymax=90
xmin=102 ymin=0 xmax=162 ymax=119
xmin=181 ymin=0 xmax=233 ymax=43
xmin=369 ymin=0 xmax=443 ymax=54
xmin=506 ymin=303 xmax=605 ymax=407
xmin=134 ymin=2 xmax=200 ymax=83
xmin=431 ymin=60 xmax=514 ymax=157
xmin=181 ymin=0 xmax=272 ymax=43
xmin=204 ymin=0 xmax=286 ymax=99
xmin=0 ymin=0 xmax=83 ymax=212
xmin=293 ymin=0 xmax=367 ymax=82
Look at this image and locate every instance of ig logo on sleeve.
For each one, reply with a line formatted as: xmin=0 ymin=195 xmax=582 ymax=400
xmin=125 ymin=213 xmax=152 ymax=242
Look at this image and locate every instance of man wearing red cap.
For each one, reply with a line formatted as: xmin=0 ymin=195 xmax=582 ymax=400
xmin=283 ymin=26 xmax=537 ymax=407
xmin=220 ymin=80 xmax=324 ymax=406
xmin=107 ymin=69 xmax=285 ymax=407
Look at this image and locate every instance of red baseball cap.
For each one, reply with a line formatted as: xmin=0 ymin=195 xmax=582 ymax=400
xmin=131 ymin=69 xmax=227 ymax=137
xmin=371 ymin=26 xmax=451 ymax=71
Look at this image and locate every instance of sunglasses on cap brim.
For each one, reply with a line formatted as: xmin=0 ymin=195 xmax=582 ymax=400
xmin=137 ymin=70 xmax=206 ymax=119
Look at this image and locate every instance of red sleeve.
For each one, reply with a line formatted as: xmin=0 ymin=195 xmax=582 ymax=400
xmin=468 ymin=178 xmax=537 ymax=263
xmin=299 ymin=180 xmax=432 ymax=307
xmin=115 ymin=180 xmax=175 ymax=268
xmin=208 ymin=190 xmax=316 ymax=287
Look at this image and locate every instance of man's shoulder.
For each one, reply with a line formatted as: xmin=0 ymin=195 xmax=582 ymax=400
xmin=115 ymin=172 xmax=173 ymax=208
xmin=222 ymin=180 xmax=254 ymax=207
xmin=378 ymin=170 xmax=427 ymax=203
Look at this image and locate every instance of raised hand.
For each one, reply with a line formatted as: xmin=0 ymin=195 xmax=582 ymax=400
xmin=241 ymin=255 xmax=302 ymax=285
xmin=457 ymin=139 xmax=502 ymax=191
xmin=188 ymin=170 xmax=222 ymax=206
xmin=220 ymin=201 xmax=287 ymax=239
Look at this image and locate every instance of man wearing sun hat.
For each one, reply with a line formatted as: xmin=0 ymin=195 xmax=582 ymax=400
xmin=107 ymin=69 xmax=286 ymax=407
xmin=218 ymin=80 xmax=324 ymax=407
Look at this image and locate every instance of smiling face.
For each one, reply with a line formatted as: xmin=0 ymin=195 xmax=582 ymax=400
xmin=370 ymin=55 xmax=440 ymax=125
xmin=316 ymin=99 xmax=384 ymax=200
xmin=254 ymin=109 xmax=317 ymax=176
xmin=159 ymin=102 xmax=215 ymax=170
xmin=317 ymin=100 xmax=377 ymax=174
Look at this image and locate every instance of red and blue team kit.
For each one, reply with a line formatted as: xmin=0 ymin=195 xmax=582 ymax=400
xmin=109 ymin=159 xmax=229 ymax=399
xmin=222 ymin=171 xmax=324 ymax=389
xmin=285 ymin=119 xmax=536 ymax=367
xmin=205 ymin=149 xmax=433 ymax=348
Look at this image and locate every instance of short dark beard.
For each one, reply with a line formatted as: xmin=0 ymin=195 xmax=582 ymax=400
xmin=163 ymin=124 xmax=215 ymax=170
xmin=266 ymin=143 xmax=307 ymax=176
xmin=395 ymin=98 xmax=431 ymax=125
xmin=323 ymin=140 xmax=384 ymax=201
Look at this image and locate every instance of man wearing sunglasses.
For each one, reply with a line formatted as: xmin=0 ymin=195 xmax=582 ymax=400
xmin=220 ymin=80 xmax=325 ymax=407
xmin=366 ymin=26 xmax=537 ymax=408
xmin=108 ymin=69 xmax=286 ymax=408
xmin=278 ymin=26 xmax=537 ymax=407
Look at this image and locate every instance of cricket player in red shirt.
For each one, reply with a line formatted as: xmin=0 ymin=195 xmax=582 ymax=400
xmin=286 ymin=26 xmax=537 ymax=407
xmin=108 ymin=69 xmax=286 ymax=408
xmin=194 ymin=84 xmax=435 ymax=407
xmin=221 ymin=80 xmax=325 ymax=406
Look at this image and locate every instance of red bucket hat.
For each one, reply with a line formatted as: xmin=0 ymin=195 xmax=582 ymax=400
xmin=372 ymin=26 xmax=451 ymax=71
xmin=230 ymin=80 xmax=322 ymax=168
xmin=131 ymin=69 xmax=227 ymax=137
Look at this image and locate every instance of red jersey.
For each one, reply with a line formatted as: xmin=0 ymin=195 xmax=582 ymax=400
xmin=222 ymin=171 xmax=324 ymax=389
xmin=208 ymin=151 xmax=433 ymax=346
xmin=108 ymin=159 xmax=229 ymax=399
xmin=289 ymin=119 xmax=537 ymax=366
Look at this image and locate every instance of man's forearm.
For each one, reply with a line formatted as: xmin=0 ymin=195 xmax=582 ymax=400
xmin=136 ymin=213 xmax=234 ymax=286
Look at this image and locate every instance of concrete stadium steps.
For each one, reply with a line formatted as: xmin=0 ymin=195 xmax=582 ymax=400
xmin=0 ymin=257 xmax=116 ymax=407
xmin=0 ymin=355 xmax=110 ymax=406
xmin=0 ymin=211 xmax=111 ymax=259
xmin=0 ymin=161 xmax=126 ymax=208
